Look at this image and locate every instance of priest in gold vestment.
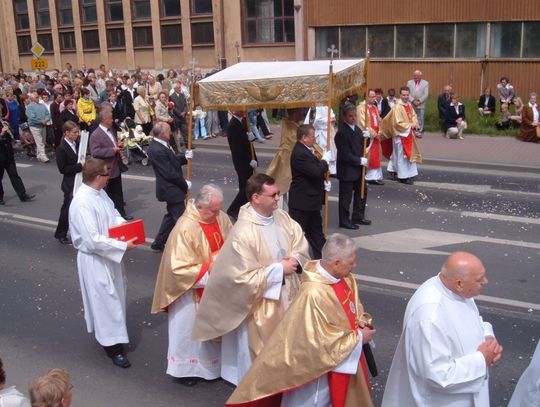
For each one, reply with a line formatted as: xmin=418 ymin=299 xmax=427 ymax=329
xmin=151 ymin=184 xmax=232 ymax=385
xmin=266 ymin=108 xmax=305 ymax=196
xmin=227 ymin=233 xmax=375 ymax=407
xmin=192 ymin=173 xmax=310 ymax=386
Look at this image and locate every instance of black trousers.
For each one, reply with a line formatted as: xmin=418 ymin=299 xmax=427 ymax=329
xmin=227 ymin=173 xmax=250 ymax=220
xmin=289 ymin=207 xmax=326 ymax=259
xmin=105 ymin=175 xmax=126 ymax=216
xmin=256 ymin=111 xmax=271 ymax=136
xmin=338 ymin=178 xmax=367 ymax=225
xmin=0 ymin=159 xmax=27 ymax=200
xmin=103 ymin=343 xmax=124 ymax=358
xmin=153 ymin=201 xmax=186 ymax=248
xmin=55 ymin=189 xmax=73 ymax=239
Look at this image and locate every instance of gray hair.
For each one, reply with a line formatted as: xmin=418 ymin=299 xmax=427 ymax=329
xmin=321 ymin=233 xmax=357 ymax=261
xmin=195 ymin=184 xmax=224 ymax=207
xmin=342 ymin=102 xmax=356 ymax=115
xmin=530 ymin=92 xmax=538 ymax=98
xmin=150 ymin=121 xmax=169 ymax=139
xmin=97 ymin=108 xmax=112 ymax=123
xmin=137 ymin=85 xmax=146 ymax=94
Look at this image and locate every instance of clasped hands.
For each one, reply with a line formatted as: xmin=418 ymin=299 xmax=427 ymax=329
xmin=281 ymin=256 xmax=299 ymax=275
xmin=477 ymin=336 xmax=503 ymax=366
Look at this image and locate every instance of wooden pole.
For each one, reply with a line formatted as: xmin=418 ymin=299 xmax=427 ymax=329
xmin=323 ymin=44 xmax=338 ymax=234
xmin=360 ymin=54 xmax=370 ymax=199
xmin=186 ymin=81 xmax=195 ymax=180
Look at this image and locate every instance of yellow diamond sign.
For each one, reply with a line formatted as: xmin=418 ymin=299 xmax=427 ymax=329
xmin=31 ymin=42 xmax=45 ymax=58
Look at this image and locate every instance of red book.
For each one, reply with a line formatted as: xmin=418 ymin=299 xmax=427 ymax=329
xmin=109 ymin=219 xmax=146 ymax=246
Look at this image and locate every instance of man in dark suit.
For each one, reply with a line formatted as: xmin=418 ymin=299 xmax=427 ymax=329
xmin=438 ymin=84 xmax=453 ymax=120
xmin=226 ymin=111 xmax=257 ymax=221
xmin=121 ymin=79 xmax=137 ymax=120
xmin=288 ymin=124 xmax=332 ymax=259
xmin=89 ymin=109 xmax=132 ymax=220
xmin=147 ymin=122 xmax=192 ymax=252
xmin=54 ymin=120 xmax=83 ymax=244
xmin=169 ymin=82 xmax=189 ymax=150
xmin=0 ymin=121 xmax=34 ymax=205
xmin=335 ymin=103 xmax=370 ymax=230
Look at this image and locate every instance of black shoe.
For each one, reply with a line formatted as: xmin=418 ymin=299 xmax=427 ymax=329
xmin=388 ymin=172 xmax=397 ymax=181
xmin=112 ymin=354 xmax=131 ymax=368
xmin=175 ymin=377 xmax=198 ymax=387
xmin=352 ymin=218 xmax=372 ymax=226
xmin=20 ymin=194 xmax=35 ymax=202
xmin=122 ymin=214 xmax=134 ymax=221
xmin=57 ymin=237 xmax=72 ymax=245
xmin=399 ymin=178 xmax=414 ymax=185
xmin=151 ymin=243 xmax=164 ymax=252
xmin=339 ymin=222 xmax=359 ymax=230
xmin=0 ymin=199 xmax=4 ymax=205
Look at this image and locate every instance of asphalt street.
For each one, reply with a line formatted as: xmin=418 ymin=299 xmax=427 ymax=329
xmin=0 ymin=147 xmax=539 ymax=406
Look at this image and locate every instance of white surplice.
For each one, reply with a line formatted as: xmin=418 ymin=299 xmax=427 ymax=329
xmin=69 ymin=183 xmax=129 ymax=346
xmin=386 ymin=129 xmax=418 ymax=179
xmin=312 ymin=106 xmax=337 ymax=174
xmin=221 ymin=208 xmax=300 ymax=386
xmin=166 ymin=273 xmax=221 ymax=379
xmin=281 ymin=262 xmax=363 ymax=407
xmin=382 ymin=275 xmax=493 ymax=407
xmin=508 ymin=341 xmax=540 ymax=407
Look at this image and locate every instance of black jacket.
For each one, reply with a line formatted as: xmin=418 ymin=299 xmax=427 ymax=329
xmin=147 ymin=139 xmax=188 ymax=203
xmin=335 ymin=123 xmax=367 ymax=182
xmin=288 ymin=142 xmax=328 ymax=211
xmin=443 ymin=104 xmax=466 ymax=131
xmin=227 ymin=116 xmax=257 ymax=180
xmin=60 ymin=109 xmax=79 ymax=125
xmin=381 ymin=98 xmax=392 ymax=118
xmin=169 ymin=91 xmax=188 ymax=124
xmin=56 ymin=139 xmax=82 ymax=194
xmin=121 ymin=88 xmax=138 ymax=120
xmin=478 ymin=95 xmax=496 ymax=112
xmin=0 ymin=130 xmax=14 ymax=161
xmin=438 ymin=93 xmax=452 ymax=119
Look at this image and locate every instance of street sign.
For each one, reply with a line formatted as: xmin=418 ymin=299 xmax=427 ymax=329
xmin=30 ymin=42 xmax=45 ymax=58
xmin=31 ymin=58 xmax=48 ymax=70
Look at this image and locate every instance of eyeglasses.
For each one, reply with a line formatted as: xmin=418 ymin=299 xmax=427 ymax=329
xmin=258 ymin=191 xmax=280 ymax=198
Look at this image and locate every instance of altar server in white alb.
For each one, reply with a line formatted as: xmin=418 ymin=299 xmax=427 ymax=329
xmin=508 ymin=341 xmax=540 ymax=407
xmin=69 ymin=158 xmax=137 ymax=369
xmin=382 ymin=251 xmax=503 ymax=407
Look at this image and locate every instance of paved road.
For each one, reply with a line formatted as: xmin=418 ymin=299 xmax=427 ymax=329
xmin=0 ymin=149 xmax=538 ymax=406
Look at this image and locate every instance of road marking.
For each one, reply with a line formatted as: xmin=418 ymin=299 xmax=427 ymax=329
xmin=2 ymin=210 xmax=538 ymax=311
xmin=16 ymin=163 xmax=33 ymax=168
xmin=353 ymin=228 xmax=540 ymax=255
xmin=416 ymin=181 xmax=540 ymax=198
xmin=354 ymin=273 xmax=540 ymax=311
xmin=427 ymin=207 xmax=540 ymax=225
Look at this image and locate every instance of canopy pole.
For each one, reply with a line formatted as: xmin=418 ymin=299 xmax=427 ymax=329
xmin=323 ymin=44 xmax=338 ymax=234
xmin=360 ymin=53 xmax=370 ymax=200
xmin=187 ymin=82 xmax=195 ymax=181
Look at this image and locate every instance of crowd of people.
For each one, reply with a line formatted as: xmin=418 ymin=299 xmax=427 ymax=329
xmin=0 ymin=63 xmax=539 ymax=406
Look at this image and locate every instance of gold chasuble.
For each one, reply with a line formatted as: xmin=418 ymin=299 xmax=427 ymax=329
xmin=151 ymin=200 xmax=233 ymax=314
xmin=192 ymin=203 xmax=310 ymax=358
xmin=380 ymin=101 xmax=422 ymax=163
xmin=226 ymin=261 xmax=373 ymax=407
xmin=265 ymin=117 xmax=300 ymax=194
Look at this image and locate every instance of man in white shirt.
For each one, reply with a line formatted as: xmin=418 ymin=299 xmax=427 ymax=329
xmin=382 ymin=251 xmax=503 ymax=407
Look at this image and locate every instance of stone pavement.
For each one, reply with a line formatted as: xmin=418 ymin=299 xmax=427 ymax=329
xmin=194 ymin=126 xmax=540 ymax=174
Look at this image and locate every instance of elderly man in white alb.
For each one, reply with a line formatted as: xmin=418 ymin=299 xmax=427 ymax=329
xmin=382 ymin=251 xmax=503 ymax=407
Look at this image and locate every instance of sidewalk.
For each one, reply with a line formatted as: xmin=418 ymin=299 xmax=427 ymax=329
xmin=194 ymin=125 xmax=540 ymax=174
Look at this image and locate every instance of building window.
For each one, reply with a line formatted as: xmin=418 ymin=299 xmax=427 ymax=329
xmin=425 ymin=24 xmax=453 ymax=58
xmin=367 ymin=25 xmax=394 ymax=58
xmin=35 ymin=0 xmax=50 ymax=28
xmin=161 ymin=0 xmax=180 ymax=16
xmin=161 ymin=24 xmax=182 ymax=46
xmin=82 ymin=29 xmax=99 ymax=49
xmin=14 ymin=0 xmax=30 ymax=30
xmin=37 ymin=33 xmax=53 ymax=53
xmin=243 ymin=0 xmax=294 ymax=44
xmin=107 ymin=27 xmax=126 ymax=48
xmin=396 ymin=25 xmax=423 ymax=58
xmin=455 ymin=23 xmax=486 ymax=58
xmin=191 ymin=0 xmax=212 ymax=14
xmin=133 ymin=0 xmax=151 ymax=19
xmin=133 ymin=26 xmax=153 ymax=47
xmin=490 ymin=22 xmax=521 ymax=58
xmin=340 ymin=26 xmax=365 ymax=58
xmin=523 ymin=22 xmax=540 ymax=58
xmin=106 ymin=0 xmax=124 ymax=21
xmin=315 ymin=27 xmax=338 ymax=58
xmin=17 ymin=34 xmax=32 ymax=54
xmin=81 ymin=0 xmax=97 ymax=23
xmin=60 ymin=32 xmax=76 ymax=50
xmin=57 ymin=0 xmax=73 ymax=25
xmin=191 ymin=22 xmax=214 ymax=45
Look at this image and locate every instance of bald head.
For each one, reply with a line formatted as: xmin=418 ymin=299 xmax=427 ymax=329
xmin=440 ymin=251 xmax=488 ymax=298
xmin=413 ymin=70 xmax=422 ymax=81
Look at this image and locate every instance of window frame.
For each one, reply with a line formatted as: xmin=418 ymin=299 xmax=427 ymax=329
xmin=132 ymin=25 xmax=153 ymax=48
xmin=132 ymin=0 xmax=152 ymax=20
xmin=82 ymin=29 xmax=100 ymax=50
xmin=57 ymin=0 xmax=74 ymax=26
xmin=59 ymin=31 xmax=76 ymax=51
xmin=14 ymin=0 xmax=30 ymax=30
xmin=190 ymin=0 xmax=212 ymax=15
xmin=107 ymin=27 xmax=126 ymax=49
xmin=191 ymin=21 xmax=214 ymax=46
xmin=105 ymin=0 xmax=124 ymax=22
xmin=161 ymin=23 xmax=183 ymax=47
xmin=80 ymin=0 xmax=98 ymax=24
xmin=241 ymin=0 xmax=295 ymax=46
xmin=34 ymin=0 xmax=51 ymax=28
xmin=160 ymin=0 xmax=181 ymax=18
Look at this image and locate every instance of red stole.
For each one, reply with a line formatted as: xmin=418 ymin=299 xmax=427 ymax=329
xmin=401 ymin=104 xmax=415 ymax=160
xmin=194 ymin=221 xmax=224 ymax=302
xmin=367 ymin=105 xmax=381 ymax=169
xmin=328 ymin=279 xmax=370 ymax=407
